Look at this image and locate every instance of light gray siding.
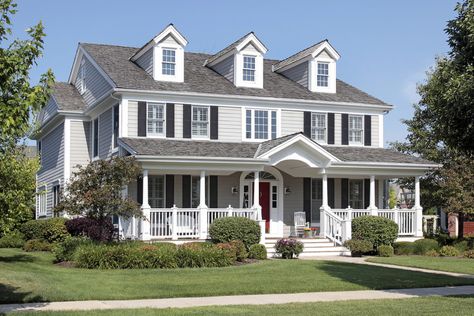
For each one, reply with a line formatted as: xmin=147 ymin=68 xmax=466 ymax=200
xmin=40 ymin=97 xmax=58 ymax=124
xmin=218 ymin=107 xmax=241 ymax=142
xmin=217 ymin=173 xmax=240 ymax=208
xmin=37 ymin=122 xmax=64 ymax=218
xmin=281 ymin=110 xmax=303 ymax=136
xmin=212 ymin=55 xmax=234 ymax=83
xmin=75 ymin=56 xmax=113 ymax=106
xmin=371 ymin=115 xmax=379 ymax=147
xmin=128 ymin=101 xmax=138 ymax=137
xmin=281 ymin=61 xmax=308 ymax=88
xmin=70 ymin=120 xmax=91 ymax=173
xmin=334 ymin=113 xmax=342 ymax=145
xmin=174 ymin=104 xmax=183 ymax=138
xmin=98 ymin=108 xmax=113 ymax=158
xmin=135 ymin=48 xmax=153 ymax=76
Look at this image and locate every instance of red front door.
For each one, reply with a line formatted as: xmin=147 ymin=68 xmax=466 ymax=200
xmin=259 ymin=182 xmax=271 ymax=233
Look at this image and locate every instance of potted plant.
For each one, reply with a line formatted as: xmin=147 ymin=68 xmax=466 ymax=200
xmin=275 ymin=238 xmax=304 ymax=259
xmin=303 ymin=227 xmax=312 ymax=238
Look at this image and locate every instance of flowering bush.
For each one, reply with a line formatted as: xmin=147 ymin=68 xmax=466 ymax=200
xmin=275 ymin=238 xmax=303 ymax=259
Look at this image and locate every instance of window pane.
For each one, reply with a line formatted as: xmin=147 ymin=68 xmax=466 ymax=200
xmin=243 ymin=55 xmax=256 ymax=81
xmin=311 ymin=113 xmax=326 ymax=142
xmin=254 ymin=110 xmax=268 ymax=139
xmin=192 ymin=106 xmax=209 ymax=137
xmin=317 ymin=62 xmax=329 ymax=87
xmin=113 ymin=105 xmax=119 ymax=148
xmin=246 ymin=110 xmax=252 ymax=138
xmin=271 ymin=111 xmax=277 ymax=139
xmin=162 ymin=49 xmax=176 ymax=75
xmin=147 ymin=103 xmax=165 ymax=135
xmin=149 ymin=176 xmax=164 ymax=208
xmin=349 ymin=115 xmax=363 ymax=143
xmin=349 ymin=180 xmax=363 ymax=209
xmin=93 ymin=119 xmax=99 ymax=157
xmin=311 ymin=179 xmax=322 ymax=222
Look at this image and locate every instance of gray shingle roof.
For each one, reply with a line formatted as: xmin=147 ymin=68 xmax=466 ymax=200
xmin=119 ymin=135 xmax=435 ymax=165
xmin=272 ymin=40 xmax=327 ymax=71
xmin=51 ymin=82 xmax=87 ymax=111
xmin=205 ymin=32 xmax=253 ymax=65
xmin=81 ymin=43 xmax=390 ymax=106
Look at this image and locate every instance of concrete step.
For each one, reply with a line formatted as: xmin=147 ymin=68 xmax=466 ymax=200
xmin=266 ymin=246 xmax=348 ymax=253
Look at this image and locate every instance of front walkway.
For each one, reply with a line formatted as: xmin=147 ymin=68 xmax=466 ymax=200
xmin=1 ymin=285 xmax=474 ymax=313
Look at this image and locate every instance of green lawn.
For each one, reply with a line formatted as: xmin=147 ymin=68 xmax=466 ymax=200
xmin=8 ymin=296 xmax=474 ymax=316
xmin=1 ymin=248 xmax=474 ymax=304
xmin=367 ymin=256 xmax=474 ymax=275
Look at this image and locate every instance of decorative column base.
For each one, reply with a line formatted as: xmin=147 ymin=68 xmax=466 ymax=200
xmin=199 ymin=206 xmax=208 ymax=240
xmin=367 ymin=206 xmax=378 ymax=216
xmin=141 ymin=207 xmax=151 ymax=241
xmin=258 ymin=220 xmax=266 ymax=245
xmin=414 ymin=206 xmax=423 ymax=237
xmin=319 ymin=205 xmax=330 ymax=237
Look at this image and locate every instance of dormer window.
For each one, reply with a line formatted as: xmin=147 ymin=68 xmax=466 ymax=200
xmin=243 ymin=55 xmax=256 ymax=81
xmin=162 ymin=49 xmax=176 ymax=76
xmin=317 ymin=62 xmax=329 ymax=87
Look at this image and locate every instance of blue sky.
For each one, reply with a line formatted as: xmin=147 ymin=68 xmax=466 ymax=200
xmin=13 ymin=0 xmax=457 ymax=146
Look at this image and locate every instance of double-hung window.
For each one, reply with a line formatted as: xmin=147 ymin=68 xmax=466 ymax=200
xmin=311 ymin=113 xmax=327 ymax=143
xmin=162 ymin=49 xmax=176 ymax=76
xmin=112 ymin=104 xmax=119 ymax=149
xmin=92 ymin=118 xmax=99 ymax=158
xmin=245 ymin=109 xmax=278 ymax=140
xmin=243 ymin=55 xmax=256 ymax=82
xmin=349 ymin=115 xmax=363 ymax=145
xmin=349 ymin=179 xmax=364 ymax=209
xmin=37 ymin=186 xmax=47 ymax=217
xmin=147 ymin=103 xmax=165 ymax=136
xmin=311 ymin=179 xmax=323 ymax=223
xmin=192 ymin=106 xmax=209 ymax=138
xmin=317 ymin=62 xmax=329 ymax=87
xmin=52 ymin=184 xmax=61 ymax=208
xmin=148 ymin=175 xmax=165 ymax=208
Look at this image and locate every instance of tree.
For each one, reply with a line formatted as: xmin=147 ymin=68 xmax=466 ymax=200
xmin=392 ymin=0 xmax=474 ymax=214
xmin=55 ymin=156 xmax=143 ymax=221
xmin=0 ymin=146 xmax=39 ymax=236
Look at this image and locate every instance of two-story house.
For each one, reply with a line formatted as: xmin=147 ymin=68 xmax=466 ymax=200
xmin=34 ymin=24 xmax=437 ymax=253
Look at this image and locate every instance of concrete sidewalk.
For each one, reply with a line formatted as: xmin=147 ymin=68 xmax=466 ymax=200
xmin=1 ymin=285 xmax=474 ymax=313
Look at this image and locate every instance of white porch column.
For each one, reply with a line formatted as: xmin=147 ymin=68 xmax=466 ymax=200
xmin=414 ymin=176 xmax=423 ymax=237
xmin=368 ymin=175 xmax=377 ymax=215
xmin=322 ymin=174 xmax=328 ymax=208
xmin=199 ymin=170 xmax=208 ymax=239
xmin=319 ymin=172 xmax=330 ymax=237
xmin=140 ymin=169 xmax=151 ymax=241
xmin=253 ymin=171 xmax=262 ymax=220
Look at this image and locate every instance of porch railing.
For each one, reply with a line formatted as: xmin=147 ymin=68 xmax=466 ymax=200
xmin=149 ymin=206 xmax=257 ymax=240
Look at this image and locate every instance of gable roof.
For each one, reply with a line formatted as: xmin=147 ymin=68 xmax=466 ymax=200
xmin=81 ymin=43 xmax=390 ymax=106
xmin=51 ymin=82 xmax=87 ymax=111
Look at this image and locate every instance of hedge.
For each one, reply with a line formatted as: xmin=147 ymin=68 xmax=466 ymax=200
xmin=20 ymin=218 xmax=69 ymax=243
xmin=0 ymin=231 xmax=25 ymax=248
xmin=209 ymin=217 xmax=260 ymax=249
xmin=378 ymin=245 xmax=394 ymax=257
xmin=352 ymin=216 xmax=398 ymax=248
xmin=344 ymin=239 xmax=373 ymax=257
xmin=53 ymin=236 xmax=94 ymax=262
xmin=413 ymin=239 xmax=439 ymax=255
xmin=23 ymin=239 xmax=53 ymax=252
xmin=248 ymin=244 xmax=267 ymax=260
xmin=393 ymin=242 xmax=416 ymax=255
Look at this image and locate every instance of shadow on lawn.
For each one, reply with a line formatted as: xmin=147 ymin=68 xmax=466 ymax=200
xmin=0 ymin=284 xmax=48 ymax=314
xmin=0 ymin=253 xmax=37 ymax=263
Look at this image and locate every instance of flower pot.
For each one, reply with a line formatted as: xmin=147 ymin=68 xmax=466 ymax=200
xmin=303 ymin=231 xmax=311 ymax=238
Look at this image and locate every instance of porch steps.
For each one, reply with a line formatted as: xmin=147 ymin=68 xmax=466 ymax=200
xmin=264 ymin=238 xmax=350 ymax=258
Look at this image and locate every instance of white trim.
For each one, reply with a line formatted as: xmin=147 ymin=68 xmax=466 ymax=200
xmin=310 ymin=112 xmax=328 ymax=144
xmin=348 ymin=114 xmax=364 ymax=146
xmin=112 ymin=104 xmax=120 ymax=150
xmin=191 ymin=105 xmax=210 ymax=139
xmin=63 ymin=118 xmax=71 ymax=184
xmin=68 ymin=46 xmax=116 ymax=88
xmin=378 ymin=114 xmax=384 ymax=148
xmin=146 ymin=102 xmax=166 ymax=137
xmin=153 ymin=43 xmax=184 ymax=82
xmin=235 ymin=33 xmax=268 ymax=54
xmin=309 ymin=56 xmax=337 ymax=93
xmin=120 ymin=98 xmax=128 ymax=138
xmin=242 ymin=108 xmax=280 ymax=142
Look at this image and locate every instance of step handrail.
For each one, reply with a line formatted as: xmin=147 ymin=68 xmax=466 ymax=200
xmin=322 ymin=208 xmax=346 ymax=246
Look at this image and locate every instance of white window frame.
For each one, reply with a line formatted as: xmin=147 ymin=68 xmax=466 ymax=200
xmin=243 ymin=108 xmax=279 ymax=142
xmin=311 ymin=178 xmax=323 ymax=224
xmin=242 ymin=55 xmax=256 ymax=82
xmin=92 ymin=117 xmax=99 ymax=159
xmin=112 ymin=104 xmax=119 ymax=150
xmin=349 ymin=179 xmax=364 ymax=209
xmin=348 ymin=114 xmax=364 ymax=145
xmin=161 ymin=48 xmax=176 ymax=76
xmin=146 ymin=102 xmax=166 ymax=137
xmin=148 ymin=175 xmax=165 ymax=208
xmin=311 ymin=112 xmax=327 ymax=143
xmin=37 ymin=186 xmax=47 ymax=217
xmin=78 ymin=58 xmax=86 ymax=94
xmin=316 ymin=62 xmax=329 ymax=87
xmin=191 ymin=105 xmax=210 ymax=139
xmin=191 ymin=176 xmax=209 ymax=208
xmin=52 ymin=183 xmax=61 ymax=209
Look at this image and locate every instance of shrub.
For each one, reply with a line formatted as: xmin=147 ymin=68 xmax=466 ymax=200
xmin=53 ymin=236 xmax=94 ymax=262
xmin=216 ymin=242 xmax=237 ymax=262
xmin=65 ymin=217 xmax=115 ymax=242
xmin=378 ymin=245 xmax=394 ymax=257
xmin=393 ymin=242 xmax=415 ymax=255
xmin=453 ymin=240 xmax=469 ymax=252
xmin=352 ymin=216 xmax=398 ymax=248
xmin=176 ymin=244 xmax=234 ymax=268
xmin=0 ymin=231 xmax=25 ymax=248
xmin=209 ymin=217 xmax=260 ymax=249
xmin=439 ymin=245 xmax=460 ymax=257
xmin=248 ymin=244 xmax=267 ymax=260
xmin=23 ymin=239 xmax=52 ymax=252
xmin=344 ymin=239 xmax=373 ymax=257
xmin=20 ymin=218 xmax=69 ymax=243
xmin=275 ymin=238 xmax=303 ymax=259
xmin=464 ymin=250 xmax=474 ymax=259
xmin=229 ymin=240 xmax=248 ymax=262
xmin=425 ymin=249 xmax=439 ymax=257
xmin=413 ymin=239 xmax=439 ymax=255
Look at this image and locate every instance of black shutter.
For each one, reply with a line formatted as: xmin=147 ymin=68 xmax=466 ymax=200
xmin=166 ymin=103 xmax=175 ymax=138
xmin=341 ymin=178 xmax=348 ymax=208
xmin=364 ymin=115 xmax=372 ymax=146
xmin=328 ymin=178 xmax=335 ymax=208
xmin=165 ymin=175 xmax=174 ymax=208
xmin=210 ymin=106 xmax=218 ymax=140
xmin=303 ymin=112 xmax=311 ymax=138
xmin=364 ymin=178 xmax=370 ymax=208
xmin=138 ymin=101 xmax=147 ymax=137
xmin=209 ymin=176 xmax=218 ymax=208
xmin=183 ymin=104 xmax=191 ymax=139
xmin=303 ymin=178 xmax=311 ymax=223
xmin=182 ymin=175 xmax=191 ymax=208
xmin=137 ymin=177 xmax=143 ymax=205
xmin=341 ymin=114 xmax=349 ymax=145
xmin=327 ymin=113 xmax=335 ymax=145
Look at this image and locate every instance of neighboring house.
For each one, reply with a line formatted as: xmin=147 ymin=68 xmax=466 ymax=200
xmin=33 ymin=24 xmax=437 ymax=250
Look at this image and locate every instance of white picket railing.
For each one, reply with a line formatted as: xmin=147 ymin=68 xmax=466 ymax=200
xmin=322 ymin=209 xmax=345 ymax=246
xmin=149 ymin=206 xmax=257 ymax=240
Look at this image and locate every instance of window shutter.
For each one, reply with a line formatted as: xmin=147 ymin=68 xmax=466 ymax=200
xmin=183 ymin=104 xmax=191 ymax=139
xmin=364 ymin=115 xmax=371 ymax=146
xmin=327 ymin=113 xmax=335 ymax=145
xmin=165 ymin=175 xmax=174 ymax=208
xmin=328 ymin=178 xmax=335 ymax=208
xmin=303 ymin=178 xmax=311 ymax=223
xmin=209 ymin=176 xmax=218 ymax=208
xmin=364 ymin=178 xmax=370 ymax=208
xmin=303 ymin=112 xmax=311 ymax=138
xmin=182 ymin=175 xmax=191 ymax=208
xmin=137 ymin=177 xmax=143 ymax=205
xmin=341 ymin=178 xmax=348 ymax=208
xmin=210 ymin=106 xmax=219 ymax=140
xmin=341 ymin=114 xmax=349 ymax=145
xmin=138 ymin=101 xmax=147 ymax=137
xmin=166 ymin=103 xmax=175 ymax=138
